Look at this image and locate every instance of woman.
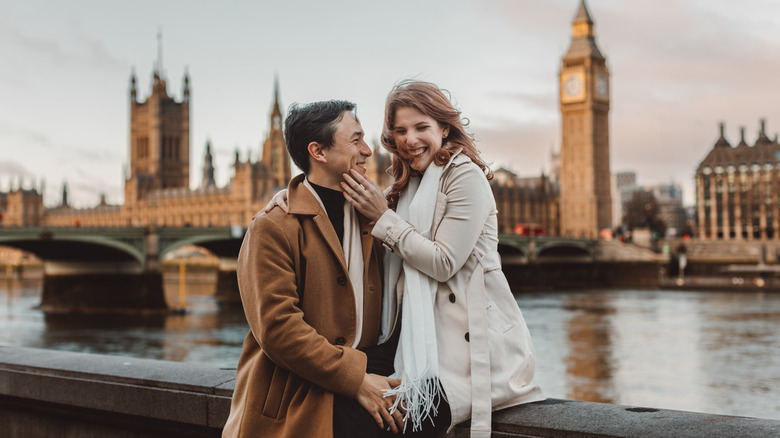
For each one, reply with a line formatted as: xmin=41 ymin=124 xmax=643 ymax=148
xmin=268 ymin=81 xmax=544 ymax=437
xmin=340 ymin=81 xmax=544 ymax=437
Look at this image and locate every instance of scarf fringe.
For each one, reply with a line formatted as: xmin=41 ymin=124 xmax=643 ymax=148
xmin=384 ymin=373 xmax=446 ymax=433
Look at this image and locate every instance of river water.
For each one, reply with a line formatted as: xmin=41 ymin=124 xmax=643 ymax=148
xmin=1 ymin=271 xmax=778 ymax=421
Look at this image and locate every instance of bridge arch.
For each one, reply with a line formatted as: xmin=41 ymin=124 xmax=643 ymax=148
xmin=0 ymin=235 xmax=145 ymax=265
xmin=535 ymin=241 xmax=593 ymax=259
xmin=497 ymin=242 xmax=531 ymax=263
xmin=159 ymin=234 xmax=244 ymax=260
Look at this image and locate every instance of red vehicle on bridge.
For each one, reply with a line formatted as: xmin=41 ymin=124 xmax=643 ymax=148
xmin=513 ymin=223 xmax=546 ymax=236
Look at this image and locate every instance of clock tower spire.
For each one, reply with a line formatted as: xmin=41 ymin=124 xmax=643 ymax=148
xmin=559 ymin=0 xmax=612 ymax=238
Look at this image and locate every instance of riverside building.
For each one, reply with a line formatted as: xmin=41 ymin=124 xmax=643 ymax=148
xmin=696 ymin=120 xmax=780 ymax=240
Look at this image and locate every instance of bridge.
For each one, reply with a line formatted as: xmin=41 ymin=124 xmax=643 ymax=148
xmin=498 ymin=234 xmax=596 ymax=264
xmin=1 ymin=226 xmax=619 ymax=313
xmin=0 ymin=226 xmax=246 ymax=313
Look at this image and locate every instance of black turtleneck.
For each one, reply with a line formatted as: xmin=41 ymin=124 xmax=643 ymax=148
xmin=309 ymin=181 xmax=345 ymax=245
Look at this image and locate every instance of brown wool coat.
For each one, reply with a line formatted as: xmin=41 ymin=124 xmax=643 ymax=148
xmin=222 ymin=174 xmax=384 ymax=438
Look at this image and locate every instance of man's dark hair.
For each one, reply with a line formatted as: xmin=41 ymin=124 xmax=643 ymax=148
xmin=284 ymin=100 xmax=357 ymax=174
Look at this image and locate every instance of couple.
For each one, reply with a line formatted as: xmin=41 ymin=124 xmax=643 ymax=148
xmin=222 ymin=81 xmax=544 ymax=438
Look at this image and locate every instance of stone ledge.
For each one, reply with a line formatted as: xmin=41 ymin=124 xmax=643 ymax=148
xmin=452 ymin=398 xmax=780 ymax=438
xmin=0 ymin=346 xmax=234 ymax=430
xmin=2 ymin=346 xmax=779 ymax=438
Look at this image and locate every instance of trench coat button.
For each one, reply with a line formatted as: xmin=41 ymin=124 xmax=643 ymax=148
xmin=335 ymin=337 xmax=346 ymax=345
xmin=449 ymin=293 xmax=456 ymax=303
xmin=337 ymin=276 xmax=347 ymax=285
xmin=464 ymin=332 xmax=470 ymax=342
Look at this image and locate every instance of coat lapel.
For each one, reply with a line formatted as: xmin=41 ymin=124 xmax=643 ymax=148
xmin=287 ymin=175 xmax=349 ymax=278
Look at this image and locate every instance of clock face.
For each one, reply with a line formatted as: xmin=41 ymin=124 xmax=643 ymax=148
xmin=596 ymin=76 xmax=608 ymax=98
xmin=564 ymin=76 xmax=583 ymax=97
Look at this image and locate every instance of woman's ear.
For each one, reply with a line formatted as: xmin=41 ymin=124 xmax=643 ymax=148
xmin=442 ymin=125 xmax=450 ymax=138
xmin=308 ymin=142 xmax=327 ymax=163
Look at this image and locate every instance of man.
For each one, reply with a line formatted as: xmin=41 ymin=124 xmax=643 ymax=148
xmin=222 ymin=100 xmax=401 ymax=438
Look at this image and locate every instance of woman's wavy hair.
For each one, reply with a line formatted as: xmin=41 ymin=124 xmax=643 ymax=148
xmin=381 ymin=80 xmax=492 ymax=210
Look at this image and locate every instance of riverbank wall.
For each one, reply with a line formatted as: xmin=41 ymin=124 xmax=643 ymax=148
xmin=1 ymin=347 xmax=778 ymax=438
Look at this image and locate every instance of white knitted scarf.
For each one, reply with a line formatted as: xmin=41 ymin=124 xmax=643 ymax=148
xmin=383 ymin=162 xmax=445 ymax=432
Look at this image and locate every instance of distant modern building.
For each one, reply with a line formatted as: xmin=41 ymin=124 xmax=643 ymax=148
xmin=646 ymin=181 xmax=686 ymax=237
xmin=612 ymin=171 xmax=639 ymax=228
xmin=611 ymin=171 xmax=687 ymax=236
xmin=696 ymin=120 xmax=780 ymax=240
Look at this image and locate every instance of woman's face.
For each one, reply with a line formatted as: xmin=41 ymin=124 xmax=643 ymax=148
xmin=392 ymin=106 xmax=449 ymax=172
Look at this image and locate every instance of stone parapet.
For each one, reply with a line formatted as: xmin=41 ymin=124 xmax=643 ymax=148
xmin=1 ymin=347 xmax=778 ymax=437
xmin=0 ymin=347 xmax=233 ymax=437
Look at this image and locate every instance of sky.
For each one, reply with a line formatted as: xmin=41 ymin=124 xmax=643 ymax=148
xmin=1 ymin=0 xmax=779 ymax=208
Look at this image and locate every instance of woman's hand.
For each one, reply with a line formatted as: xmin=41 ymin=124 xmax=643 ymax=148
xmin=341 ymin=169 xmax=389 ymax=222
xmin=264 ymin=189 xmax=289 ymax=214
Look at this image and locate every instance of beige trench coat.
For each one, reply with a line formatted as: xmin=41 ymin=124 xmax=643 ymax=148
xmin=222 ymin=174 xmax=384 ymax=438
xmin=372 ymin=152 xmax=545 ymax=437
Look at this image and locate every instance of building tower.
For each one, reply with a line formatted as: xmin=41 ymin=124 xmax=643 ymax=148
xmin=558 ymin=0 xmax=612 ymax=238
xmin=126 ymin=36 xmax=190 ymax=203
xmin=202 ymin=140 xmax=216 ymax=188
xmin=261 ymin=77 xmax=291 ymax=187
xmin=60 ymin=181 xmax=70 ymax=208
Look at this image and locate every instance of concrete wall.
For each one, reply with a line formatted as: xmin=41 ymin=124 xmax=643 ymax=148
xmin=1 ymin=347 xmax=778 ymax=438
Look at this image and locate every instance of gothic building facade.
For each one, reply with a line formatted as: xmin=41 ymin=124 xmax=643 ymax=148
xmin=1 ymin=0 xmax=610 ymax=239
xmin=30 ymin=65 xmax=297 ymax=228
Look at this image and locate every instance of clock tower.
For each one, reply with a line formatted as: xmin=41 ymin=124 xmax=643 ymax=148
xmin=559 ymin=0 xmax=612 ymax=238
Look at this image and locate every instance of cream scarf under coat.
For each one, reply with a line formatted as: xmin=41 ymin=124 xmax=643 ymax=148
xmin=382 ymin=162 xmax=445 ymax=432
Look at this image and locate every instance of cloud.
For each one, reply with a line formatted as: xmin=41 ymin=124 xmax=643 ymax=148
xmin=66 ymin=144 xmax=120 ymax=164
xmin=0 ymin=160 xmax=33 ymax=179
xmin=1 ymin=19 xmax=124 ymax=73
xmin=485 ymin=90 xmax=558 ymax=116
xmin=1 ymin=22 xmax=67 ymax=67
xmin=72 ymin=28 xmax=124 ymax=71
xmin=474 ymin=119 xmax=559 ymax=176
xmin=0 ymin=122 xmax=53 ymax=149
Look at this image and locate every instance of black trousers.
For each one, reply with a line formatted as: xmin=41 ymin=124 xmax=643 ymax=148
xmin=333 ymin=393 xmax=450 ymax=438
xmin=332 ymin=333 xmax=451 ymax=438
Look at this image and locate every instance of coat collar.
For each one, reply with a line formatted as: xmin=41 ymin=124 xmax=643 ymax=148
xmin=446 ymin=148 xmax=467 ymax=168
xmin=286 ymin=173 xmax=376 ymax=272
xmin=287 ymin=174 xmax=323 ymax=216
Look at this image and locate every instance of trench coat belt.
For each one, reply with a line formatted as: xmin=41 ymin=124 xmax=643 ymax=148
xmin=466 ymin=252 xmax=492 ymax=438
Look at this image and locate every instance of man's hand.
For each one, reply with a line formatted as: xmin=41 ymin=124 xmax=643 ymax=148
xmin=356 ymin=373 xmax=404 ymax=434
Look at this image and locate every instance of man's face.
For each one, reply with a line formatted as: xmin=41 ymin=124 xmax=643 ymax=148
xmin=322 ymin=111 xmax=372 ymax=183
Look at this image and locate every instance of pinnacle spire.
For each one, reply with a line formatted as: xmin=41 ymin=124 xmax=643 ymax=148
xmin=564 ymin=0 xmax=603 ymax=60
xmin=574 ymin=0 xmax=593 ymax=24
xmin=156 ymin=27 xmax=163 ymax=76
xmin=715 ymin=122 xmax=731 ymax=148
xmin=738 ymin=127 xmax=747 ymax=146
xmin=272 ymin=74 xmax=281 ymax=116
xmin=61 ymin=181 xmax=69 ymax=207
xmin=757 ymin=118 xmax=770 ymax=142
xmin=202 ymin=140 xmax=215 ymax=188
